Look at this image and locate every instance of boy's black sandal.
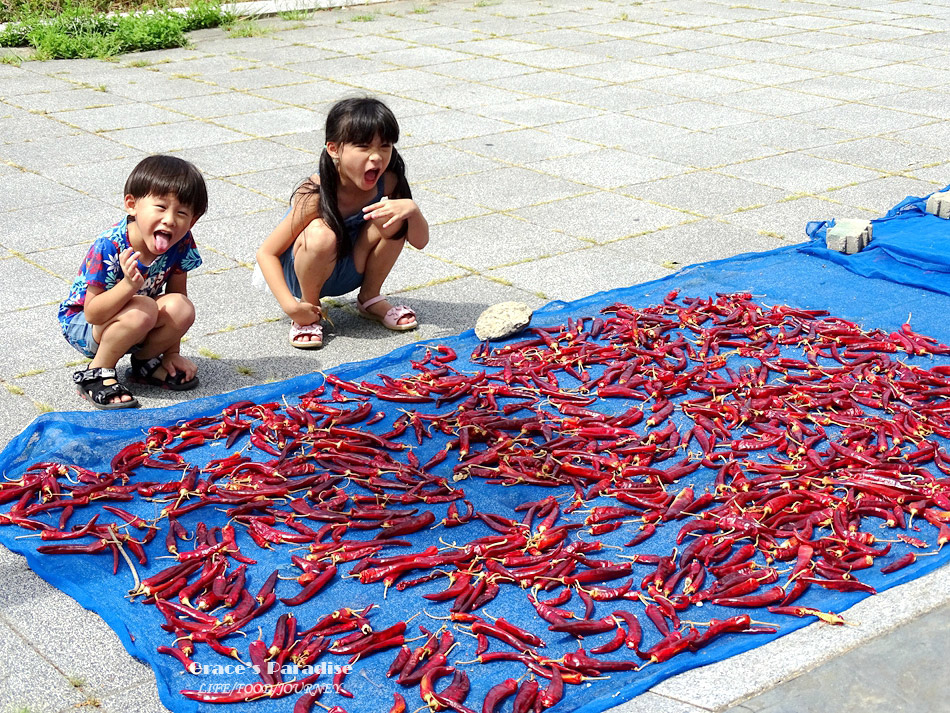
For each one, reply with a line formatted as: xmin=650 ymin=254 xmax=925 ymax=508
xmin=73 ymin=367 xmax=140 ymax=410
xmin=126 ymin=356 xmax=199 ymax=391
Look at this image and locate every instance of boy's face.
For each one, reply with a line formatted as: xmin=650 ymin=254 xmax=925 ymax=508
xmin=124 ymin=192 xmax=198 ymax=258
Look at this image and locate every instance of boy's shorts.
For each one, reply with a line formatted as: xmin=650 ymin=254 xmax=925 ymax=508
xmin=61 ymin=311 xmax=99 ymax=358
xmin=61 ymin=312 xmax=144 ymax=359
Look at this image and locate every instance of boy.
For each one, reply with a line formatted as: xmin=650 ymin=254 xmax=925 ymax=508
xmin=59 ymin=155 xmax=208 ymax=409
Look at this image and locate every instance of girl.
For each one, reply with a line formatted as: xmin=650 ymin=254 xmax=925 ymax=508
xmin=256 ymin=96 xmax=429 ymax=349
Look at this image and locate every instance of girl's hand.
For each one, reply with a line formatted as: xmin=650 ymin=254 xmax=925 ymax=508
xmin=120 ymin=247 xmax=145 ymax=289
xmin=163 ymin=353 xmax=197 ymax=382
xmin=363 ymin=198 xmax=419 ymax=230
xmin=287 ymin=300 xmax=323 ymax=327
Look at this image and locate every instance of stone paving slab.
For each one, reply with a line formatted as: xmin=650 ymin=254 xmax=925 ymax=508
xmin=2 ymin=0 xmax=950 ymax=711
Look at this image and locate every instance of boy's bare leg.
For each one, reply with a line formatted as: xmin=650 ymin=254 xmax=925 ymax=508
xmin=133 ymin=293 xmax=196 ymax=379
xmin=354 ymin=221 xmax=412 ymax=325
xmin=90 ymin=295 xmax=158 ymax=403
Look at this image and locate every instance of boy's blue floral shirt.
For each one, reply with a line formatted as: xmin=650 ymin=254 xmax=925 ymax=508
xmin=58 ymin=217 xmax=202 ymax=328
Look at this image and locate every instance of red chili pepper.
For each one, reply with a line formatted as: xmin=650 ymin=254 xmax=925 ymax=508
xmin=482 ymin=678 xmax=518 ymax=713
xmin=280 ymin=565 xmax=337 ymax=607
xmin=548 ymin=615 xmax=616 ymax=637
xmin=511 ymin=679 xmax=539 ymax=713
xmin=880 ymin=552 xmax=916 ymax=574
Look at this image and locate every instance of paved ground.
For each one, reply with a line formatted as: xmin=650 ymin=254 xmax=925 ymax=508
xmin=1 ymin=0 xmax=950 ymax=710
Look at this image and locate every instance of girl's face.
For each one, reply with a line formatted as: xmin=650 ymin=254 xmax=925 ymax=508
xmin=327 ymin=135 xmax=393 ymax=192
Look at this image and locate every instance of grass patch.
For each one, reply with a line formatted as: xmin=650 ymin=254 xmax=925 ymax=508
xmin=349 ymin=13 xmax=374 ymax=22
xmin=235 ymin=365 xmax=255 ymax=376
xmin=0 ymin=0 xmax=235 ymax=59
xmin=226 ymin=18 xmax=271 ymax=37
xmin=3 ymin=382 xmax=24 ymax=395
xmin=34 ymin=401 xmax=54 ymax=413
xmin=198 ymin=346 xmax=220 ymax=359
xmin=0 ymin=52 xmax=23 ymax=63
xmin=277 ymin=8 xmax=309 ymax=21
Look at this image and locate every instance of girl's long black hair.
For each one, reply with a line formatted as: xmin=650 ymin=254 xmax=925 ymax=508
xmin=295 ymin=97 xmax=412 ymax=260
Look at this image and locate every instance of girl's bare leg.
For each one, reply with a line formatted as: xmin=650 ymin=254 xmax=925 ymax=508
xmin=291 ymin=222 xmax=336 ymax=343
xmin=353 ymin=220 xmax=413 ymax=325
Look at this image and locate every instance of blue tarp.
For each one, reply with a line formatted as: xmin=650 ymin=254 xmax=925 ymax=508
xmin=2 ymin=188 xmax=950 ymax=713
xmin=801 ymin=182 xmax=950 ymax=295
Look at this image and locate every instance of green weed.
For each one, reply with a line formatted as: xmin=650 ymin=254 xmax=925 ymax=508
xmin=277 ymin=8 xmax=309 ymax=20
xmin=226 ymin=19 xmax=271 ymax=37
xmin=0 ymin=0 xmax=234 ymax=59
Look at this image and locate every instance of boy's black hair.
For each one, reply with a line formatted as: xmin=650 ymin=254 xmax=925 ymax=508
xmin=295 ymin=96 xmax=411 ymax=259
xmin=125 ymin=155 xmax=209 ymax=218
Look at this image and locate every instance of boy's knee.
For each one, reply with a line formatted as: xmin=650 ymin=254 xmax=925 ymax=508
xmin=126 ymin=295 xmax=160 ymax=330
xmin=160 ymin=293 xmax=196 ymax=330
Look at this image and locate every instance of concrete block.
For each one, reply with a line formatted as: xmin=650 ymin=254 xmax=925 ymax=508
xmin=825 ymin=218 xmax=873 ymax=254
xmin=925 ymin=191 xmax=950 ymax=219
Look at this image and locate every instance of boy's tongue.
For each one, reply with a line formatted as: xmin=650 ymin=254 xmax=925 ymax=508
xmin=153 ymin=232 xmax=170 ymax=253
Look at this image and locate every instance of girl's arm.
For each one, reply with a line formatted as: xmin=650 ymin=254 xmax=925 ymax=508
xmin=256 ymin=190 xmax=320 ymax=317
xmin=363 ymin=174 xmax=429 ymax=249
xmin=403 ymin=203 xmax=429 ymax=250
xmin=83 ymin=246 xmax=143 ymax=325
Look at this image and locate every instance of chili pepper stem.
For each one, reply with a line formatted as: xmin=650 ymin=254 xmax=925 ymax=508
xmin=108 ymin=529 xmax=140 ymax=591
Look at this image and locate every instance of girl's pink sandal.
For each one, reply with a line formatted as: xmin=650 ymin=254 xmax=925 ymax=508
xmin=289 ymin=321 xmax=324 ymax=349
xmin=357 ymin=295 xmax=418 ymax=332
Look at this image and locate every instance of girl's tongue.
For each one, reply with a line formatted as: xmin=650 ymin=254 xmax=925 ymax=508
xmin=364 ymin=168 xmax=380 ymax=187
xmin=153 ymin=231 xmax=171 ymax=253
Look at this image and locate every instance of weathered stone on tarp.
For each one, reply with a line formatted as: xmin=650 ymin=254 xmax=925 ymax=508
xmin=475 ymin=301 xmax=533 ymax=341
xmin=926 ymin=191 xmax=950 ymax=219
xmin=825 ymin=218 xmax=873 ymax=254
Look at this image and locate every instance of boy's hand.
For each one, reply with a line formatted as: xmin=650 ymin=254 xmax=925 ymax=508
xmin=288 ymin=301 xmax=323 ymax=327
xmin=119 ymin=247 xmax=145 ymax=289
xmin=163 ymin=353 xmax=197 ymax=383
xmin=363 ymin=198 xmax=418 ymax=229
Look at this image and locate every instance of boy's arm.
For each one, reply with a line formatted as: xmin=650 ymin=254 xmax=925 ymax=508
xmin=83 ymin=247 xmax=144 ymax=325
xmin=165 ymin=270 xmax=188 ymax=296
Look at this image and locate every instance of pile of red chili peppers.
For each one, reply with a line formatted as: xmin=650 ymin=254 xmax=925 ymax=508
xmin=4 ymin=291 xmax=950 ymax=713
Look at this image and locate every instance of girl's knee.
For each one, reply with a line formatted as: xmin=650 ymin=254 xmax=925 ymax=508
xmin=367 ymin=218 xmax=406 ymax=243
xmin=295 ymin=221 xmax=337 ymax=261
